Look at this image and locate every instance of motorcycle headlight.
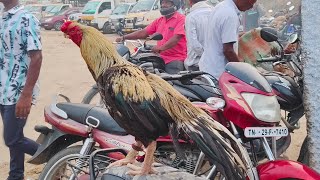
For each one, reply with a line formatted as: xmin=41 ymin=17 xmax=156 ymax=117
xmin=45 ymin=18 xmax=53 ymax=22
xmin=242 ymin=93 xmax=281 ymax=123
xmin=206 ymin=97 xmax=225 ymax=110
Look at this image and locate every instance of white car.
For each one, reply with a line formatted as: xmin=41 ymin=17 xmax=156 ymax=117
xmin=68 ymin=12 xmax=82 ymax=22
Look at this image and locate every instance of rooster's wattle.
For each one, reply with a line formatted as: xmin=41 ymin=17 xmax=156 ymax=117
xmin=61 ymin=21 xmax=253 ymax=179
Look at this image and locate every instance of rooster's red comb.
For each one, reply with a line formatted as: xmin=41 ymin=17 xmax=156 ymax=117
xmin=61 ymin=21 xmax=74 ymax=33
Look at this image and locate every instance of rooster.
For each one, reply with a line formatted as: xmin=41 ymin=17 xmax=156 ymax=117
xmin=61 ymin=21 xmax=255 ymax=179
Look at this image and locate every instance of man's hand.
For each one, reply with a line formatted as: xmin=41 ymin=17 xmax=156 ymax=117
xmin=116 ymin=36 xmax=124 ymax=42
xmin=151 ymin=45 xmax=162 ymax=53
xmin=15 ymin=94 xmax=32 ymax=119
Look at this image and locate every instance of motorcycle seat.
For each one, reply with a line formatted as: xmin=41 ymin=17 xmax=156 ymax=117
xmin=56 ymin=103 xmax=128 ymax=136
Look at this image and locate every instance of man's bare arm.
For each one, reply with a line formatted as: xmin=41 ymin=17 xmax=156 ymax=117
xmin=223 ymin=42 xmax=240 ymax=62
xmin=15 ymin=50 xmax=42 ymax=118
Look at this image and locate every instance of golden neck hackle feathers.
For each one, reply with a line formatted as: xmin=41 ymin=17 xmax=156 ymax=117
xmin=78 ymin=24 xmax=126 ymax=79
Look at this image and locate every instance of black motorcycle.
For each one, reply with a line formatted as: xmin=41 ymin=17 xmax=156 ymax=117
xmin=258 ymin=28 xmax=304 ymax=133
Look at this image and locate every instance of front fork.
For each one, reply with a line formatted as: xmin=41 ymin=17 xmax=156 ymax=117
xmin=69 ymin=136 xmax=95 ymax=180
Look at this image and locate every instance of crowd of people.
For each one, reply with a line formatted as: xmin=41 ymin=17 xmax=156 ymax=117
xmin=118 ymin=0 xmax=256 ymax=78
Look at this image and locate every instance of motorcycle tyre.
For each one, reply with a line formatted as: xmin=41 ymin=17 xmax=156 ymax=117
xmin=297 ymin=137 xmax=309 ymax=165
xmin=82 ymin=87 xmax=99 ymax=104
xmin=38 ymin=146 xmax=86 ymax=180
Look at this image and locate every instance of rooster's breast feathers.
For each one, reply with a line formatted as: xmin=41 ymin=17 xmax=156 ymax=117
xmin=97 ymin=64 xmax=173 ymax=146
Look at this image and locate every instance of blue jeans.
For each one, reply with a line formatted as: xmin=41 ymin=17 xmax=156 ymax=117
xmin=0 ymin=104 xmax=39 ymax=180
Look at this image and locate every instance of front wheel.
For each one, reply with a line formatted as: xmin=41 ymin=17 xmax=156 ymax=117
xmin=102 ymin=23 xmax=113 ymax=34
xmin=54 ymin=21 xmax=63 ymax=31
xmin=38 ymin=146 xmax=90 ymax=180
xmin=81 ymin=86 xmax=106 ymax=108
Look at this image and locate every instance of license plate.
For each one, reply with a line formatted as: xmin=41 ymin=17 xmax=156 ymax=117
xmin=244 ymin=127 xmax=288 ymax=138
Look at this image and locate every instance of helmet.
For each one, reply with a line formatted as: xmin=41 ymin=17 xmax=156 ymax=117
xmin=160 ymin=0 xmax=181 ymax=16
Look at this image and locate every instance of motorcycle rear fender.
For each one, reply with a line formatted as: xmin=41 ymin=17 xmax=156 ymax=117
xmin=27 ymin=127 xmax=84 ymax=165
xmin=257 ymin=160 xmax=320 ymax=180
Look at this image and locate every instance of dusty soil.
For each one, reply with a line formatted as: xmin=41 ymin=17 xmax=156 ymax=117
xmin=0 ymin=30 xmax=307 ymax=179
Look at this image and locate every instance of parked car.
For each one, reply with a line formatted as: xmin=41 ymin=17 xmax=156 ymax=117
xmin=79 ymin=0 xmax=117 ymax=26
xmin=43 ymin=4 xmax=73 ymax=17
xmin=90 ymin=2 xmax=135 ymax=34
xmin=68 ymin=12 xmax=83 ymax=22
xmin=123 ymin=0 xmax=161 ymax=33
xmin=25 ymin=3 xmax=72 ymax=20
xmin=40 ymin=8 xmax=82 ymax=30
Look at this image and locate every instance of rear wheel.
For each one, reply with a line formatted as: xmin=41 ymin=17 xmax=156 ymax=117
xmin=81 ymin=86 xmax=105 ymax=108
xmin=38 ymin=146 xmax=105 ymax=180
xmin=38 ymin=146 xmax=87 ymax=180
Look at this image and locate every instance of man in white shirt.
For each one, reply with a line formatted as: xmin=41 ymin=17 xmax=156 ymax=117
xmin=184 ymin=0 xmax=212 ymax=71
xmin=199 ymin=0 xmax=256 ymax=78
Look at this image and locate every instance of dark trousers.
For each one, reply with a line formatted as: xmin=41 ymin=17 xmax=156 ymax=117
xmin=0 ymin=104 xmax=39 ymax=180
xmin=165 ymin=60 xmax=185 ymax=74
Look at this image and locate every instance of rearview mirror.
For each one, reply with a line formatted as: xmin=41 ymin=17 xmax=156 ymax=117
xmin=260 ymin=28 xmax=278 ymax=42
xmin=150 ymin=33 xmax=163 ymax=41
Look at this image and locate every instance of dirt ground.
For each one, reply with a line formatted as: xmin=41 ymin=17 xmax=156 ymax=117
xmin=0 ymin=30 xmax=307 ymax=179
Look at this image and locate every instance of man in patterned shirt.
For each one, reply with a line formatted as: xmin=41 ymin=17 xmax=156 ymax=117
xmin=0 ymin=0 xmax=42 ymax=179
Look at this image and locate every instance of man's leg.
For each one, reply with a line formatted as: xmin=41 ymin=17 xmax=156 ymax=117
xmin=165 ymin=60 xmax=185 ymax=74
xmin=0 ymin=104 xmax=39 ymax=180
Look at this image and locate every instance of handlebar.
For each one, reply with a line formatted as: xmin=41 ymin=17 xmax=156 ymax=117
xmin=160 ymin=71 xmax=206 ymax=81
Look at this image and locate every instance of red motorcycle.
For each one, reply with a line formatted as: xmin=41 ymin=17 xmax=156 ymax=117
xmin=29 ymin=62 xmax=320 ymax=180
xmin=28 ymin=95 xmax=200 ymax=179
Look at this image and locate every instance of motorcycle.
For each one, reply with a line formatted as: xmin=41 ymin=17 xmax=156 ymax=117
xmin=28 ymin=92 xmax=202 ymax=179
xmin=86 ymin=62 xmax=320 ymax=180
xmin=83 ymin=29 xmax=298 ymax=158
xmin=257 ymin=27 xmax=304 ymax=132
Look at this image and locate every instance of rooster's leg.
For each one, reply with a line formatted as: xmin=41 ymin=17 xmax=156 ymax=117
xmin=127 ymin=141 xmax=156 ymax=175
xmin=107 ymin=141 xmax=142 ymax=168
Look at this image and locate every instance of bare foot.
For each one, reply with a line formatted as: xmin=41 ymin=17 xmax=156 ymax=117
xmin=107 ymin=158 xmax=137 ymax=168
xmin=126 ymin=163 xmax=156 ymax=175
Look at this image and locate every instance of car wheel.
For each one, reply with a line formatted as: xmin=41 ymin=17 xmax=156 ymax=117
xmin=102 ymin=23 xmax=113 ymax=34
xmin=54 ymin=21 xmax=63 ymax=31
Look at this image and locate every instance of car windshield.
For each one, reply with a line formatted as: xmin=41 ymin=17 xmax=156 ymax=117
xmin=48 ymin=5 xmax=62 ymax=13
xmin=45 ymin=5 xmax=56 ymax=12
xmin=54 ymin=9 xmax=68 ymax=15
xmin=130 ymin=0 xmax=154 ymax=13
xmin=25 ymin=5 xmax=33 ymax=11
xmin=82 ymin=1 xmax=99 ymax=14
xmin=27 ymin=6 xmax=42 ymax=13
xmin=111 ymin=4 xmax=130 ymax=15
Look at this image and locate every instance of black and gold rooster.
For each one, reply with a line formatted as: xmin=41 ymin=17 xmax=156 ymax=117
xmin=61 ymin=21 xmax=253 ymax=179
